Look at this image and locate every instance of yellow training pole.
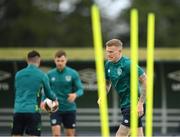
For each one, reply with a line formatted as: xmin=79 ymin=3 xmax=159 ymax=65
xmin=130 ymin=8 xmax=139 ymax=137
xmin=146 ymin=13 xmax=155 ymax=136
xmin=91 ymin=4 xmax=110 ymax=137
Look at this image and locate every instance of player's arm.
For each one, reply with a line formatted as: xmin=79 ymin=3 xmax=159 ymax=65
xmin=68 ymin=72 xmax=84 ymax=102
xmin=106 ymin=80 xmax=112 ymax=94
xmin=138 ymin=73 xmax=147 ymax=116
xmin=138 ymin=73 xmax=147 ymax=104
xmin=42 ymin=74 xmax=57 ymax=101
xmin=41 ymin=74 xmax=58 ymax=111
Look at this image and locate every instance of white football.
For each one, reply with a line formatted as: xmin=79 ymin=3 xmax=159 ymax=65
xmin=44 ymin=98 xmax=58 ymax=112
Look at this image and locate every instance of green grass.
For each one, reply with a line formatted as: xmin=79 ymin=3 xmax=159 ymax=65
xmin=0 ymin=47 xmax=180 ymax=61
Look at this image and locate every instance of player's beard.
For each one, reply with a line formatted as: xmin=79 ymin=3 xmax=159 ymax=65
xmin=57 ymin=64 xmax=65 ymax=71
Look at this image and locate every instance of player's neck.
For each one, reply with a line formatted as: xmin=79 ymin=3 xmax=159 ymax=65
xmin=28 ymin=63 xmax=39 ymax=67
xmin=114 ymin=55 xmax=122 ymax=63
xmin=57 ymin=67 xmax=66 ymax=72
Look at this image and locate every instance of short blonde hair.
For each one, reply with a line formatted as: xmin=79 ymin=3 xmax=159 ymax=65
xmin=105 ymin=39 xmax=123 ymax=48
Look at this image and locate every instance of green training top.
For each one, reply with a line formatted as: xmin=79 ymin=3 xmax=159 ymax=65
xmin=14 ymin=64 xmax=56 ymax=113
xmin=105 ymin=56 xmax=144 ymax=109
xmin=47 ymin=66 xmax=84 ymax=112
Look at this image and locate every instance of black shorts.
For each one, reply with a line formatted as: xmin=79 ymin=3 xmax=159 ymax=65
xmin=121 ymin=107 xmax=145 ymax=128
xmin=50 ymin=111 xmax=76 ymax=129
xmin=11 ymin=113 xmax=41 ymax=136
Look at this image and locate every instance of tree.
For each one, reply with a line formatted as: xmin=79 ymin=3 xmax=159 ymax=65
xmin=0 ymin=0 xmax=93 ymax=47
xmin=112 ymin=0 xmax=180 ymax=47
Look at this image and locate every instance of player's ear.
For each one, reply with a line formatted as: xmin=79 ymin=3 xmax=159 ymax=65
xmin=65 ymin=58 xmax=68 ymax=64
xmin=37 ymin=58 xmax=41 ymax=66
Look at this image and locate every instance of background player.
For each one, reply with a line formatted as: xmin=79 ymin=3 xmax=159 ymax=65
xmin=41 ymin=50 xmax=84 ymax=136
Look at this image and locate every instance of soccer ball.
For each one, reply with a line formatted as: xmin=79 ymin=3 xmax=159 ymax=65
xmin=43 ymin=98 xmax=58 ymax=112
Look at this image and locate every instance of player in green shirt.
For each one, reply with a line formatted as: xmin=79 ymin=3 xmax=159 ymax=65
xmin=11 ymin=50 xmax=58 ymax=136
xmin=98 ymin=39 xmax=147 ymax=137
xmin=42 ymin=50 xmax=84 ymax=136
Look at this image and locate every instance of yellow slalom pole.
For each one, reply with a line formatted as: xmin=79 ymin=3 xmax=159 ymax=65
xmin=130 ymin=8 xmax=139 ymax=137
xmin=91 ymin=4 xmax=110 ymax=137
xmin=146 ymin=13 xmax=155 ymax=136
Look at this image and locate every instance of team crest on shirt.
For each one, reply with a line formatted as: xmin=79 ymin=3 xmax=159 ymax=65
xmin=117 ymin=67 xmax=122 ymax=76
xmin=51 ymin=77 xmax=56 ymax=81
xmin=65 ymin=75 xmax=72 ymax=81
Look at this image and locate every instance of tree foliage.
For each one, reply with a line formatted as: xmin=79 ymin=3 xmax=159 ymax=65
xmin=0 ymin=0 xmax=93 ymax=47
xmin=0 ymin=0 xmax=179 ymax=48
xmin=117 ymin=0 xmax=180 ymax=47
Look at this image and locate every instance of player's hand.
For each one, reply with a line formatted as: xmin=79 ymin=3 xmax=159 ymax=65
xmin=68 ymin=93 xmax=77 ymax=103
xmin=54 ymin=99 xmax=59 ymax=106
xmin=137 ymin=101 xmax=144 ymax=117
xmin=97 ymin=98 xmax=101 ymax=106
xmin=52 ymin=99 xmax=59 ymax=112
xmin=40 ymin=101 xmax=46 ymax=112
